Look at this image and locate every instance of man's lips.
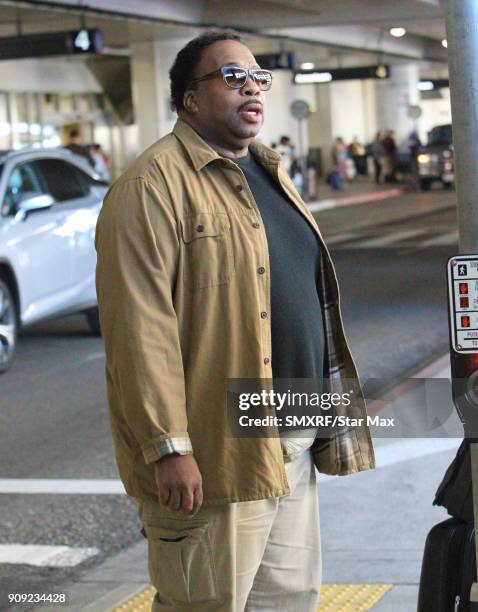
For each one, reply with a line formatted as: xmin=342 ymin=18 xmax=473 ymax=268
xmin=238 ymin=103 xmax=263 ymax=122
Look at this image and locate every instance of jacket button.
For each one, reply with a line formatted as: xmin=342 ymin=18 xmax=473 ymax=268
xmin=236 ymin=184 xmax=244 ymax=192
xmin=263 ymin=357 xmax=270 ymax=364
xmin=257 ymin=266 xmax=265 ymax=274
xmin=261 ymin=311 xmax=267 ymax=319
xmin=252 ymin=222 xmax=260 ymax=229
xmin=196 ymin=224 xmax=204 ymax=232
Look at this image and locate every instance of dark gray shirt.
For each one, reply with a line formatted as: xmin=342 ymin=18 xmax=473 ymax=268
xmin=234 ymin=152 xmax=325 ymax=387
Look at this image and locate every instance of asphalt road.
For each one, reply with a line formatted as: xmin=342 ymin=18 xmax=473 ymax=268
xmin=0 ymin=187 xmax=458 ymax=608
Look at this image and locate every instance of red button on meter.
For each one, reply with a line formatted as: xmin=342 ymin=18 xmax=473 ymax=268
xmin=461 ymin=316 xmax=471 ymax=328
xmin=461 ymin=297 xmax=470 ymax=308
xmin=460 ymin=282 xmax=469 ymax=295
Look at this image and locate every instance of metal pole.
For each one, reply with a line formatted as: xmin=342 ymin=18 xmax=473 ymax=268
xmin=445 ymin=1 xmax=478 ymax=604
xmin=445 ymin=0 xmax=478 ymax=254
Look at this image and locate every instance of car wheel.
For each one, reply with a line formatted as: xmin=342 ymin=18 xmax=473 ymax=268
xmin=0 ymin=278 xmax=18 ymax=374
xmin=85 ymin=306 xmax=101 ymax=336
xmin=420 ymin=178 xmax=431 ymax=191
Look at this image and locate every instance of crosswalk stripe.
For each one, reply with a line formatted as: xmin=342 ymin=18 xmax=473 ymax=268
xmin=329 ymin=228 xmax=457 ymax=249
xmin=343 ymin=229 xmax=428 ymax=248
xmin=324 ymin=232 xmax=358 ymax=245
xmin=0 ymin=544 xmax=98 ymax=567
xmin=0 ymin=479 xmax=126 ymax=494
xmin=416 ymin=230 xmax=458 ymax=248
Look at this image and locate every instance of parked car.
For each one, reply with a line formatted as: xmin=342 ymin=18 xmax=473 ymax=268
xmin=0 ymin=147 xmax=109 ymax=373
xmin=417 ymin=123 xmax=454 ymax=191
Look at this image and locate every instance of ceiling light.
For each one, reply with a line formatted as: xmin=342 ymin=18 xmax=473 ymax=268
xmin=295 ymin=72 xmax=332 ymax=84
xmin=418 ymin=81 xmax=434 ymax=91
xmin=389 ymin=27 xmax=406 ymax=38
xmin=442 ymin=39 xmax=448 ymax=48
xmin=300 ymin=62 xmax=315 ymax=70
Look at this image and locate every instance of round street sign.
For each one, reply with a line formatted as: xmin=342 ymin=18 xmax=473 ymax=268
xmin=290 ymin=100 xmax=311 ymax=120
xmin=408 ymin=104 xmax=422 ymax=119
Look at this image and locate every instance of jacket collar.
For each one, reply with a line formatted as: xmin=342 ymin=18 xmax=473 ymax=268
xmin=172 ymin=117 xmax=281 ymax=172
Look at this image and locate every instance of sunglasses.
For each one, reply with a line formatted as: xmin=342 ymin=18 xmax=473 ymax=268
xmin=190 ymin=65 xmax=273 ymax=91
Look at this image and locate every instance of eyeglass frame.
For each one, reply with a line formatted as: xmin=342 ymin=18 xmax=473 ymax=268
xmin=189 ymin=64 xmax=273 ymax=90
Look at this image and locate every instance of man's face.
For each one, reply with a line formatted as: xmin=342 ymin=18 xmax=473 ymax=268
xmin=183 ymin=40 xmax=266 ymax=150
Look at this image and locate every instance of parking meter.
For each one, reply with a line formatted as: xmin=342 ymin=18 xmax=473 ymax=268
xmin=447 ymin=255 xmax=478 ymax=438
xmin=448 ymin=255 xmax=478 ymax=606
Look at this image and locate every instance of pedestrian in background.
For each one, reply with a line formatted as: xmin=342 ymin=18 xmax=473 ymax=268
xmin=407 ymin=129 xmax=422 ymax=190
xmin=371 ymin=131 xmax=384 ymax=185
xmin=64 ymin=128 xmax=95 ymax=168
xmin=382 ymin=129 xmax=397 ymax=183
xmin=348 ymin=136 xmax=366 ymax=177
xmin=331 ymin=136 xmax=348 ymax=182
xmin=90 ymin=144 xmax=110 ymax=182
xmin=276 ymin=134 xmax=294 ymax=176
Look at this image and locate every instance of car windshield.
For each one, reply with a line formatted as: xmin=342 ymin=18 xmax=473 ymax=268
xmin=428 ymin=124 xmax=453 ymax=147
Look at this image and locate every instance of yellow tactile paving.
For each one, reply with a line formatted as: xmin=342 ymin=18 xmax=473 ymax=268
xmin=112 ymin=583 xmax=392 ymax=611
xmin=318 ymin=584 xmax=392 ymax=610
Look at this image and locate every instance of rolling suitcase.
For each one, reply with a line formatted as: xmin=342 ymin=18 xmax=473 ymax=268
xmin=417 ymin=518 xmax=477 ymax=611
xmin=326 ymin=170 xmax=342 ymax=190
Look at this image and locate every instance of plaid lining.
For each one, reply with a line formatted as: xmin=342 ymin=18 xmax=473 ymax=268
xmin=275 ymin=172 xmax=376 ymax=476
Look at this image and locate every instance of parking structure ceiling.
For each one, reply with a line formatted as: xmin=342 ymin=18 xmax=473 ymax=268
xmin=0 ymin=0 xmax=447 ymax=69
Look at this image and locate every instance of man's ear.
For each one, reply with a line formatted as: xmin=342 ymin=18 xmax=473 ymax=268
xmin=183 ymin=89 xmax=199 ymax=114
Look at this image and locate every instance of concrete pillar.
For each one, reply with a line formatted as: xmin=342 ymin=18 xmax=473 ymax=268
xmin=308 ymin=84 xmax=335 ymax=175
xmin=261 ymin=70 xmax=315 ymax=154
xmin=308 ymin=79 xmax=377 ymax=176
xmin=374 ymin=63 xmax=420 ymax=148
xmin=130 ymin=37 xmax=193 ymax=153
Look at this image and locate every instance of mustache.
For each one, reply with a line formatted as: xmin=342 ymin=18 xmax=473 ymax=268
xmin=238 ymin=101 xmax=263 ymax=111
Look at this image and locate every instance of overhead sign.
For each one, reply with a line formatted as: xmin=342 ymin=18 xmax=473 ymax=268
xmin=447 ymin=255 xmax=478 ymax=353
xmin=71 ymin=29 xmax=104 ymax=54
xmin=0 ymin=29 xmax=104 ymax=60
xmin=256 ymin=52 xmax=298 ymax=71
xmin=294 ymin=64 xmax=390 ymax=85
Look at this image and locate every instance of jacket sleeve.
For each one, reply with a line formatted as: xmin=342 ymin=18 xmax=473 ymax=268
xmin=95 ymin=176 xmax=192 ymax=465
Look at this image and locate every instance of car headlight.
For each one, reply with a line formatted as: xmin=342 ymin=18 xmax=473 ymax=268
xmin=418 ymin=153 xmax=430 ymax=164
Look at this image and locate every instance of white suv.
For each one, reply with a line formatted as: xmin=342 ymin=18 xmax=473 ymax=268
xmin=0 ymin=148 xmax=109 ymax=373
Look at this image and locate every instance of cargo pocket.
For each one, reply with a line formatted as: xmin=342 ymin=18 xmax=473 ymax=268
xmin=180 ymin=212 xmax=234 ymax=290
xmin=144 ymin=522 xmax=218 ymax=604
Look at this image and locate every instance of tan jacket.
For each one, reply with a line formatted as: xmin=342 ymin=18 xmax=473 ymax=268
xmin=95 ymin=118 xmax=376 ymax=505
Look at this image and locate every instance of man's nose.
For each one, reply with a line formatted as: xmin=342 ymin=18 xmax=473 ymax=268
xmin=241 ymin=75 xmax=261 ymax=96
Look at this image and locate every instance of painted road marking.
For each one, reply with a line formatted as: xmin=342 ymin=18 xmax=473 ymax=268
xmin=0 ymin=544 xmax=98 ymax=567
xmin=416 ymin=230 xmax=458 ymax=248
xmin=0 ymin=479 xmax=125 ymax=495
xmin=308 ymin=188 xmax=404 ymax=213
xmin=348 ymin=228 xmax=427 ymax=248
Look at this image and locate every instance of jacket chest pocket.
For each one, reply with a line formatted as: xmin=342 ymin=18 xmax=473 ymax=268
xmin=180 ymin=212 xmax=235 ymax=290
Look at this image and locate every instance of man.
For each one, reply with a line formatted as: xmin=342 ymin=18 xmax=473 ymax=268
xmin=382 ymin=129 xmax=397 ymax=183
xmin=95 ymin=31 xmax=375 ymax=611
xmin=276 ymin=135 xmax=294 ymax=176
xmin=64 ymin=128 xmax=94 ymax=168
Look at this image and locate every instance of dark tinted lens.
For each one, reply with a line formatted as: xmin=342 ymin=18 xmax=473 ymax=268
xmin=223 ymin=67 xmax=247 ymax=88
xmin=253 ymin=70 xmax=272 ymax=90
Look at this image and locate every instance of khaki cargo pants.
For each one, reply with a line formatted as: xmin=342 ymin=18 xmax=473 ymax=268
xmin=138 ymin=448 xmax=321 ymax=611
